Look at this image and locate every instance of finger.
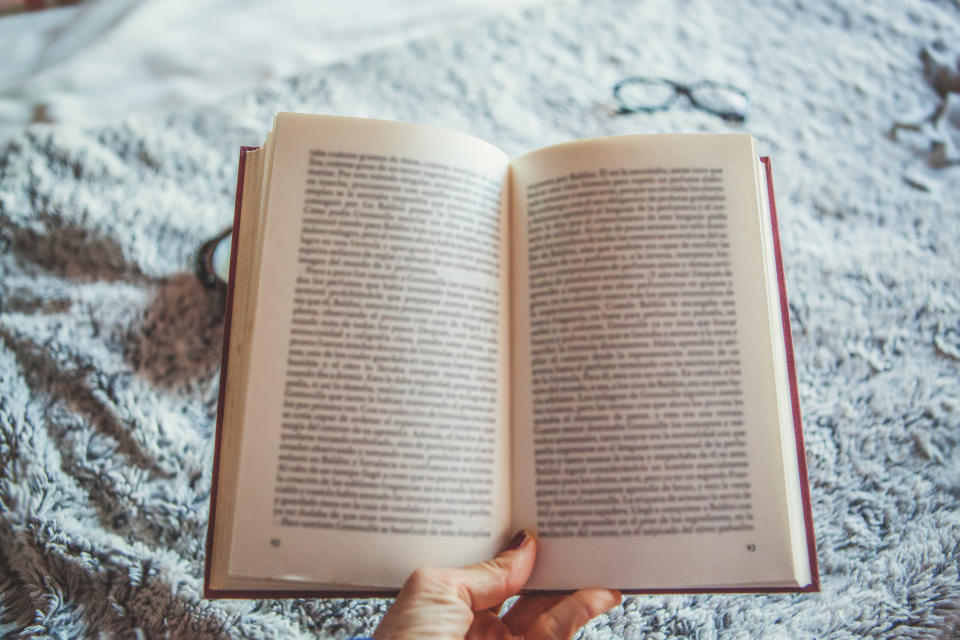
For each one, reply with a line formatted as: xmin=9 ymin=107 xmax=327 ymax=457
xmin=525 ymin=588 xmax=622 ymax=640
xmin=500 ymin=594 xmax=564 ymax=634
xmin=447 ymin=530 xmax=537 ymax=611
xmin=487 ymin=530 xmax=536 ymax=616
xmin=465 ymin=609 xmax=515 ymax=640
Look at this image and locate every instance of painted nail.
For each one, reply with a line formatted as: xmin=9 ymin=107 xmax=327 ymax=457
xmin=502 ymin=530 xmax=530 ymax=552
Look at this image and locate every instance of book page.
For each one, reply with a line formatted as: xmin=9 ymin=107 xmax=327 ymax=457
xmin=226 ymin=114 xmax=513 ymax=588
xmin=509 ymin=135 xmax=805 ymax=590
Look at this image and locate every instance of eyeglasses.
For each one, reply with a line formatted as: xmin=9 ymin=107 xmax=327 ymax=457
xmin=613 ymin=77 xmax=749 ymax=122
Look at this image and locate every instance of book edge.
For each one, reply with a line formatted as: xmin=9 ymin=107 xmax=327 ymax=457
xmin=204 ymin=146 xmax=259 ymax=599
xmin=761 ymin=156 xmax=820 ymax=592
xmin=205 ymin=584 xmax=813 ymax=599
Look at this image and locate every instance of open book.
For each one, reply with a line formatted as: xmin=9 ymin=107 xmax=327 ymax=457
xmin=204 ymin=113 xmax=818 ymax=597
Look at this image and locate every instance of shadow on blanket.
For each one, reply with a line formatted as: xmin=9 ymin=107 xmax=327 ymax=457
xmin=5 ymin=218 xmax=153 ymax=284
xmin=124 ymin=273 xmax=225 ymax=391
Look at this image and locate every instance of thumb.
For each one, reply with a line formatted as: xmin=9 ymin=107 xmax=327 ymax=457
xmin=449 ymin=530 xmax=537 ymax=611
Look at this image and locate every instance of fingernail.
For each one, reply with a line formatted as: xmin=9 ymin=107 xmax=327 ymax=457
xmin=502 ymin=530 xmax=530 ymax=552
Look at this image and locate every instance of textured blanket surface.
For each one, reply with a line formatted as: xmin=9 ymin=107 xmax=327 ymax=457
xmin=2 ymin=0 xmax=960 ymax=637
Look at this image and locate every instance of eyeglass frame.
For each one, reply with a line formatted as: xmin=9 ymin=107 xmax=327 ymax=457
xmin=613 ymin=77 xmax=749 ymax=122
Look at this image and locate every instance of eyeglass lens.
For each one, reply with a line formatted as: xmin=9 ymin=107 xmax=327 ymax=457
xmin=687 ymin=83 xmax=749 ymax=120
xmin=615 ymin=78 xmax=679 ymax=111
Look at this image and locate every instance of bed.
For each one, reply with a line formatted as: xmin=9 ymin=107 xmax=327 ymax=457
xmin=1 ymin=0 xmax=959 ymax=637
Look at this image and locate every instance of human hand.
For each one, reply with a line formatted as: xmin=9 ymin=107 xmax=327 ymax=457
xmin=372 ymin=530 xmax=621 ymax=640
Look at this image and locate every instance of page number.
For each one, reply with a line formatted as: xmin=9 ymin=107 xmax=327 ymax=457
xmin=745 ymin=544 xmax=756 ymax=552
xmin=270 ymin=538 xmax=281 ymax=548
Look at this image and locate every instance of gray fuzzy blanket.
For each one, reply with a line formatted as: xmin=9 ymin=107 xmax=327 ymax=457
xmin=2 ymin=0 xmax=960 ymax=637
